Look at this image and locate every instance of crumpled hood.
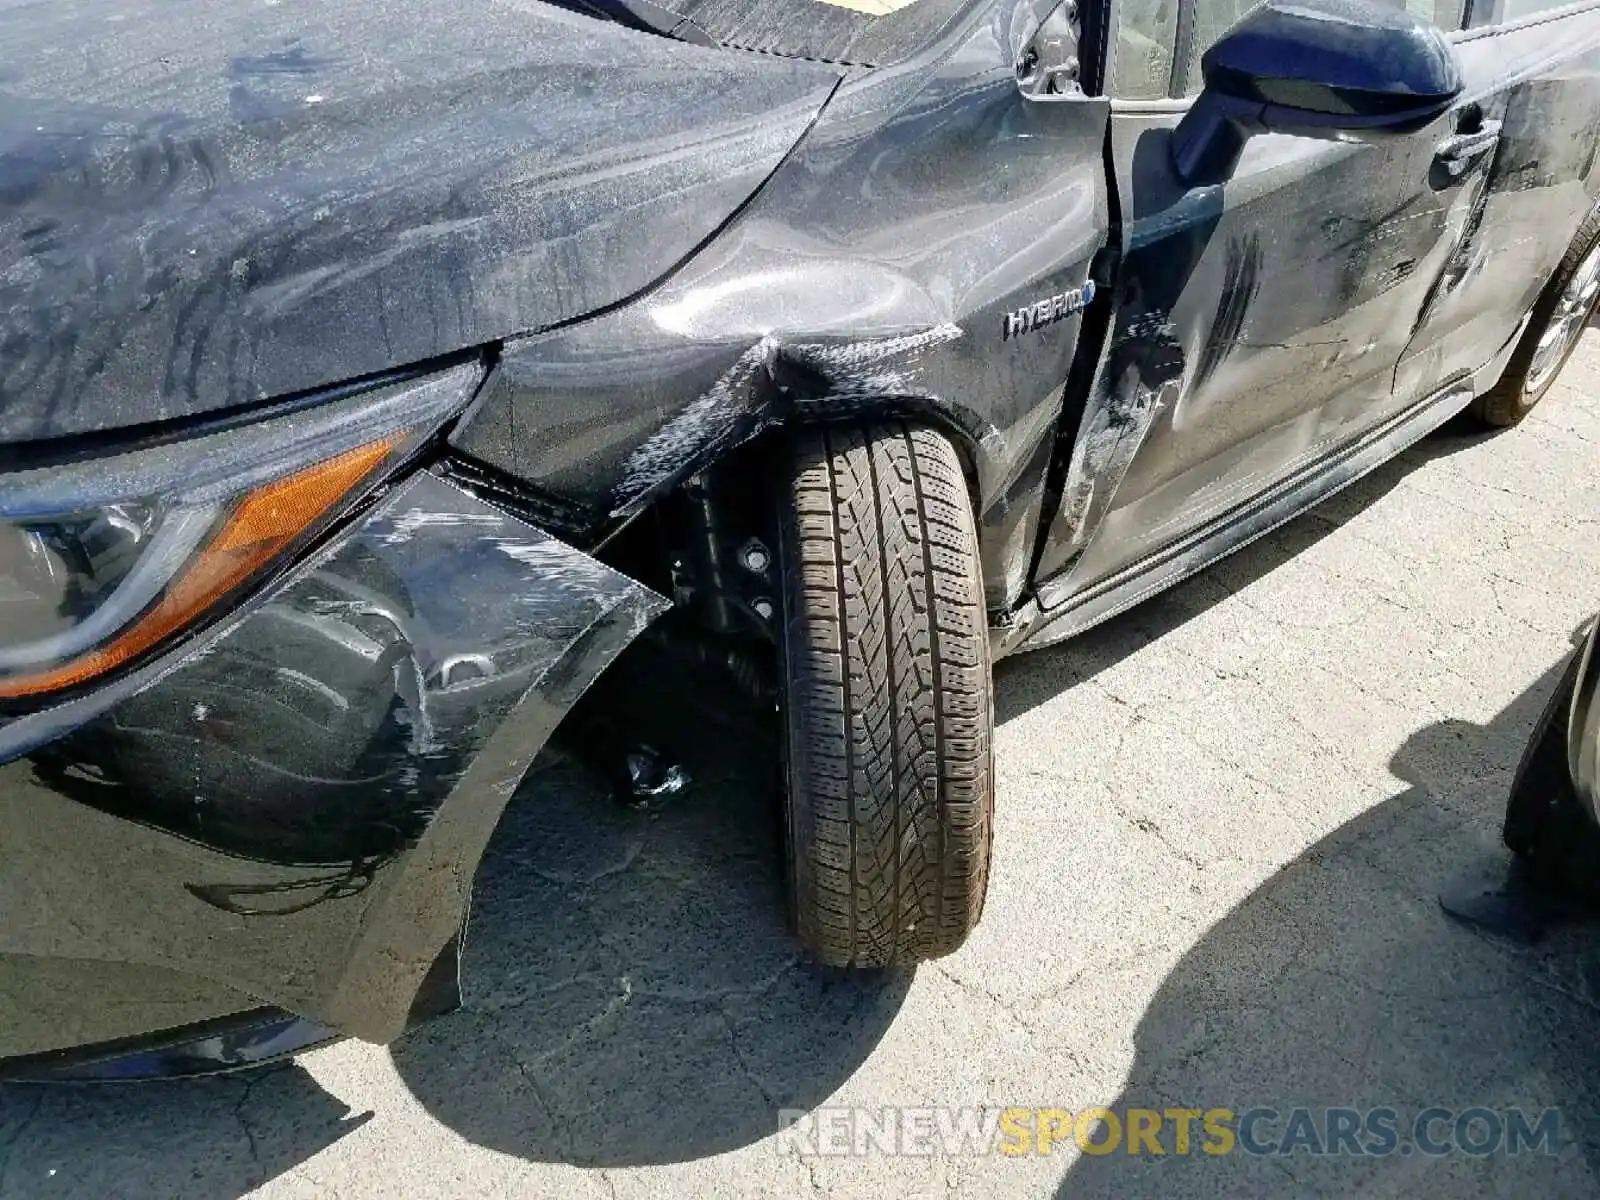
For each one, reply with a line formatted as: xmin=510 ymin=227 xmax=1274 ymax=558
xmin=0 ymin=0 xmax=839 ymax=442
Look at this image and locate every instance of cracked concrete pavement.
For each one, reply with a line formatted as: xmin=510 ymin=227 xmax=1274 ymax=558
xmin=3 ymin=330 xmax=1600 ymax=1198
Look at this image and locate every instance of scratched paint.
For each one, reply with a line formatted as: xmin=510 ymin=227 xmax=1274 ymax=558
xmin=0 ymin=0 xmax=840 ymax=441
xmin=611 ymin=338 xmax=780 ymax=517
xmin=1052 ymin=311 xmax=1184 ymax=561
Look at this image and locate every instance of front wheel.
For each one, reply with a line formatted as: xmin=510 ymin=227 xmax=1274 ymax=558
xmin=1470 ymin=209 xmax=1600 ymax=427
xmin=777 ymin=422 xmax=994 ymax=968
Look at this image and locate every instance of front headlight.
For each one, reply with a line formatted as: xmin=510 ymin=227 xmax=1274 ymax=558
xmin=0 ymin=365 xmax=478 ymax=702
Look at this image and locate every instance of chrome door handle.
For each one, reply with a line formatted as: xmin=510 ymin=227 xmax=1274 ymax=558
xmin=1434 ymin=120 xmax=1502 ymax=176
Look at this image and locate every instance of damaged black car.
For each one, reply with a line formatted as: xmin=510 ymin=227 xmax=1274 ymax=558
xmin=4 ymin=0 xmax=1600 ymax=1078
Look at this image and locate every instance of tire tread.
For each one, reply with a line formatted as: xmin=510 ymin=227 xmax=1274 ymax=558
xmin=1470 ymin=206 xmax=1600 ymax=427
xmin=780 ymin=422 xmax=993 ymax=967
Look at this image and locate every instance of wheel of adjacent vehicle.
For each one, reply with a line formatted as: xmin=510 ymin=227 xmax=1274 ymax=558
xmin=1502 ymin=649 xmax=1584 ymax=865
xmin=1470 ymin=208 xmax=1600 ymax=427
xmin=1501 ymin=647 xmax=1600 ymax=905
xmin=777 ymin=422 xmax=994 ymax=968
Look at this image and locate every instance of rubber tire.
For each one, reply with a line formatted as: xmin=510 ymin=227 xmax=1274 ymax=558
xmin=1502 ymin=649 xmax=1583 ymax=863
xmin=1469 ymin=207 xmax=1600 ymax=427
xmin=777 ymin=422 xmax=994 ymax=968
xmin=1501 ymin=649 xmax=1600 ymax=903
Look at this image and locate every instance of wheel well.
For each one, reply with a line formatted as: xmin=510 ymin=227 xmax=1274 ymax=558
xmin=595 ymin=410 xmax=982 ymax=641
xmin=552 ymin=411 xmax=983 ymax=812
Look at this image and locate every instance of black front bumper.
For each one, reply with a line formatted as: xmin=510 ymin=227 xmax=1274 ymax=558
xmin=0 ymin=467 xmax=666 ymax=1079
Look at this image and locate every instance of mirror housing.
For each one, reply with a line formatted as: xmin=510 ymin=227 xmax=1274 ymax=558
xmin=1171 ymin=0 xmax=1462 ymax=183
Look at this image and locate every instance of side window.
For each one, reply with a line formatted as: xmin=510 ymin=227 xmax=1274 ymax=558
xmin=1178 ymin=0 xmax=1468 ymax=96
xmin=1179 ymin=0 xmax=1258 ymax=96
xmin=1470 ymin=0 xmax=1581 ymax=24
xmin=1111 ymin=0 xmax=1180 ymax=99
xmin=1406 ymin=0 xmax=1468 ymax=30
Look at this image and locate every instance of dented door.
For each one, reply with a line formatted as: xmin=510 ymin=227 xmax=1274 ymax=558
xmin=1033 ymin=91 xmax=1484 ymax=599
xmin=1396 ymin=13 xmax=1600 ymax=402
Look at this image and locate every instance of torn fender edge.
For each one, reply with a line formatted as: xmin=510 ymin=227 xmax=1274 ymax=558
xmin=603 ymin=322 xmax=990 ymax=524
xmin=323 ymin=476 xmax=673 ymax=1040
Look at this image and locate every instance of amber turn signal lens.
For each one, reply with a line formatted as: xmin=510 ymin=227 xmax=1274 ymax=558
xmin=0 ymin=438 xmax=395 ymax=700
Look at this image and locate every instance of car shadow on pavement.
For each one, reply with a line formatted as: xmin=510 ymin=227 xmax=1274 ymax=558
xmin=0 ymin=636 xmax=911 ymax=1192
xmin=385 ymin=416 xmax=1512 ymax=1171
xmin=0 ymin=416 xmax=1537 ymax=1194
xmin=1048 ymin=640 xmax=1600 ymax=1196
xmin=996 ymin=411 xmax=1500 ymax=725
xmin=387 ymin=643 xmax=914 ymax=1167
xmin=0 ymin=1063 xmax=370 ymax=1199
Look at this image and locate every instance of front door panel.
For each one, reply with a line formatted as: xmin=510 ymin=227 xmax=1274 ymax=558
xmin=1396 ymin=11 xmax=1600 ymax=401
xmin=1034 ymin=90 xmax=1482 ymax=601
